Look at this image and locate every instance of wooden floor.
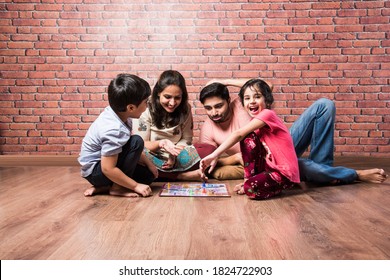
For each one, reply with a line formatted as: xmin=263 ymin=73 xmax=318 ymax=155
xmin=0 ymin=157 xmax=389 ymax=260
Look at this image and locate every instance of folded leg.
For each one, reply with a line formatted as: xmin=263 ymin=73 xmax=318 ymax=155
xmin=289 ymin=98 xmax=336 ymax=166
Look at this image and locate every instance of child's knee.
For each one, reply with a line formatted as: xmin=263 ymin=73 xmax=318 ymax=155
xmin=130 ymin=135 xmax=144 ymax=151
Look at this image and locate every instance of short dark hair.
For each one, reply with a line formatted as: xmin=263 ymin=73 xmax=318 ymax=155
xmin=199 ymin=82 xmax=230 ymax=104
xmin=238 ymin=79 xmax=273 ymax=109
xmin=108 ymin=73 xmax=151 ymax=112
xmin=149 ymin=70 xmax=189 ymax=129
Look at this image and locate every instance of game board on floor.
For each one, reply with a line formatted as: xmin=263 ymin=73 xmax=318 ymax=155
xmin=159 ymin=182 xmax=230 ymax=197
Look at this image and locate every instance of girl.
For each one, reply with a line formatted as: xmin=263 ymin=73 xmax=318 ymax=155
xmin=200 ymin=78 xmax=300 ymax=199
xmin=135 ymin=70 xmax=200 ymax=178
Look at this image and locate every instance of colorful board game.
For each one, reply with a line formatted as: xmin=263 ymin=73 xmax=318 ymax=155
xmin=159 ymin=182 xmax=230 ymax=197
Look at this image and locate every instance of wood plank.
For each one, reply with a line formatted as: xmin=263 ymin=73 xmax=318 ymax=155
xmin=0 ymin=155 xmax=79 ymax=167
xmin=0 ymin=157 xmax=389 ymax=260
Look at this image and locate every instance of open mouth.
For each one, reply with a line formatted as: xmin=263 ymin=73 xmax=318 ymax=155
xmin=249 ymin=107 xmax=259 ymax=114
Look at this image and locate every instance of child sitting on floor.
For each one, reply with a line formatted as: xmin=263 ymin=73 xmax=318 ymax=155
xmin=200 ymin=78 xmax=300 ymax=199
xmin=78 ymin=73 xmax=158 ymax=197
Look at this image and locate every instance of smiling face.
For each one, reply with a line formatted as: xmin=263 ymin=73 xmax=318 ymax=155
xmin=158 ymin=85 xmax=183 ymax=113
xmin=242 ymin=86 xmax=267 ymax=117
xmin=202 ymin=96 xmax=231 ymax=123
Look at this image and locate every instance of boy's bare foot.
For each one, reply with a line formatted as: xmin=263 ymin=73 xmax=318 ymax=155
xmin=109 ymin=184 xmax=140 ymax=197
xmin=84 ymin=185 xmax=110 ymax=197
xmin=356 ymin=168 xmax=388 ymax=184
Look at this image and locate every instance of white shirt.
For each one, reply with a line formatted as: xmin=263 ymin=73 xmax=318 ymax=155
xmin=78 ymin=106 xmax=132 ymax=177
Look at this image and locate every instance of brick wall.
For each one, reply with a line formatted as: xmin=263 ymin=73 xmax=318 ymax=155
xmin=0 ymin=0 xmax=389 ymax=156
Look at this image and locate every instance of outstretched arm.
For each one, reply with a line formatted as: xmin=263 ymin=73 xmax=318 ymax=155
xmin=205 ymin=78 xmax=250 ymax=88
xmin=206 ymin=78 xmax=273 ymax=91
xmin=199 ymin=118 xmax=266 ymax=179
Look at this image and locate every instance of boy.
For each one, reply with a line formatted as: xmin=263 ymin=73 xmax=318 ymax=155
xmin=78 ymin=74 xmax=158 ymax=197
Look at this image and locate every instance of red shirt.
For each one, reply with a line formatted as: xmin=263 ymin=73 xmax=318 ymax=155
xmin=254 ymin=109 xmax=300 ymax=183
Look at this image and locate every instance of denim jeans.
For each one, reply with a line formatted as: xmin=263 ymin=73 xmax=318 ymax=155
xmin=85 ymin=135 xmax=155 ymax=188
xmin=289 ymin=98 xmax=358 ymax=184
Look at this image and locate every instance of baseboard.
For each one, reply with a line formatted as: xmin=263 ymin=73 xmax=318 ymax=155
xmin=0 ymin=155 xmax=80 ymax=167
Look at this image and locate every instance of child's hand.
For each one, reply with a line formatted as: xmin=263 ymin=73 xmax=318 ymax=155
xmin=134 ymin=183 xmax=152 ymax=197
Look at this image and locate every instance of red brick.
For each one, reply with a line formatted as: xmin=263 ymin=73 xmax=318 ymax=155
xmin=312 ymin=2 xmax=340 ymax=9
xmin=37 ymin=145 xmax=65 ymax=152
xmin=0 ymin=1 xmax=388 ymax=156
xmin=360 ymin=138 xmax=389 ymax=145
xmin=378 ymin=146 xmax=390 ymax=153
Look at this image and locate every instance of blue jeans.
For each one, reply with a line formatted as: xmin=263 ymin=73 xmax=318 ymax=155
xmin=85 ymin=135 xmax=155 ymax=188
xmin=289 ymin=98 xmax=358 ymax=184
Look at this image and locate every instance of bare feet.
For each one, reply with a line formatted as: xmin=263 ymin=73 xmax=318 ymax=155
xmin=234 ymin=182 xmax=245 ymax=195
xmin=162 ymin=155 xmax=176 ymax=169
xmin=84 ymin=185 xmax=110 ymax=197
xmin=356 ymin=168 xmax=388 ymax=184
xmin=84 ymin=184 xmax=148 ymax=198
xmin=235 ymin=153 xmax=244 ymax=166
xmin=160 ymin=168 xmax=203 ymax=181
xmin=109 ymin=184 xmax=140 ymax=197
xmin=177 ymin=169 xmax=202 ymax=181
